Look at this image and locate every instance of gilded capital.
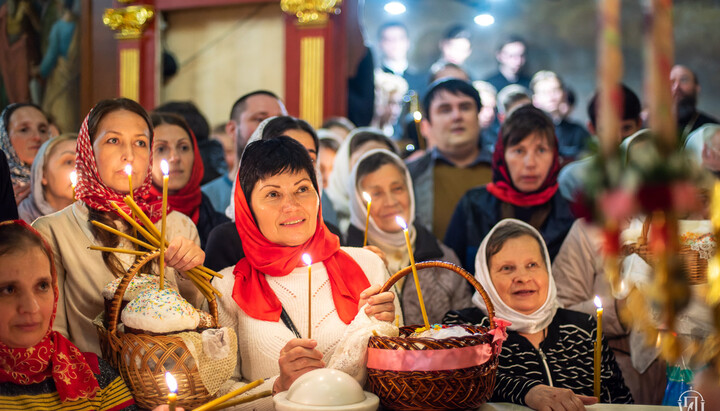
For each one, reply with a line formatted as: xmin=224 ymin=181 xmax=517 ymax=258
xmin=281 ymin=0 xmax=342 ymax=26
xmin=103 ymin=5 xmax=155 ymax=40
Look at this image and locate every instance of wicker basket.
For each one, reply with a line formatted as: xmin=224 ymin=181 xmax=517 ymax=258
xmin=623 ymin=217 xmax=713 ymax=284
xmin=366 ymin=261 xmax=500 ymax=410
xmin=94 ymin=249 xmax=222 ymax=410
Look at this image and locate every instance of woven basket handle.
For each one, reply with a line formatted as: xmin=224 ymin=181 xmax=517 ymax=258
xmin=106 ymin=249 xmax=219 ymax=336
xmin=381 ymin=261 xmax=496 ymax=329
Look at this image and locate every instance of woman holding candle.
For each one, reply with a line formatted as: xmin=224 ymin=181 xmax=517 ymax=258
xmin=444 ymin=105 xmax=576 ymax=274
xmin=31 ymin=98 xmax=204 ymax=356
xmin=444 ymin=219 xmax=632 ymax=409
xmin=0 ymin=103 xmax=52 ymax=205
xmin=346 ymin=149 xmax=472 ymax=325
xmin=149 ymin=112 xmax=228 ymax=248
xmin=214 ymin=137 xmax=399 ymax=408
xmin=17 ymin=133 xmax=77 ymax=223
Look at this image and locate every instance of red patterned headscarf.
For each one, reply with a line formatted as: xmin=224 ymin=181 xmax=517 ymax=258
xmin=485 ymin=127 xmax=561 ymax=207
xmin=0 ymin=220 xmax=101 ymax=401
xmin=231 ymin=169 xmax=370 ymax=325
xmin=74 ymin=107 xmax=163 ymax=222
xmin=148 ymin=128 xmax=204 ymax=224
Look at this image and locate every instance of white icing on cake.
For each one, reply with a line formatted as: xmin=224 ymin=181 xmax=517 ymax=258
xmin=102 ymin=274 xmax=160 ymax=301
xmin=121 ymin=288 xmax=200 ymax=333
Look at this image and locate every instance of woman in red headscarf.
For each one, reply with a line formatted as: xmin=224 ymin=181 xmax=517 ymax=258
xmin=213 ymin=137 xmax=398 ymax=407
xmin=148 ymin=112 xmax=228 ymax=248
xmin=444 ymin=105 xmax=576 ymax=274
xmin=32 ymin=98 xmax=205 ymax=356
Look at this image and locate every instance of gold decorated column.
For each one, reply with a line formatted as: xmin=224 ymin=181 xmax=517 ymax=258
xmin=103 ymin=4 xmax=155 ymax=105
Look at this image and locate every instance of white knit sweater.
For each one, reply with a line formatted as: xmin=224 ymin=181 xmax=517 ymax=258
xmin=214 ymin=247 xmax=395 ymax=410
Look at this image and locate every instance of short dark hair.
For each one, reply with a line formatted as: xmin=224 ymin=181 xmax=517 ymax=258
xmin=442 ymin=24 xmax=471 ymax=41
xmin=150 ymin=112 xmax=195 ymax=148
xmin=349 ymin=130 xmax=398 ymax=156
xmin=319 ymin=137 xmax=340 ymax=152
xmin=262 ymin=116 xmax=318 ymax=152
xmin=154 ymin=101 xmax=210 ymax=142
xmin=378 ymin=21 xmax=408 ymax=41
xmin=485 ymin=222 xmax=546 ymax=269
xmin=321 ymin=116 xmax=356 ymax=132
xmin=229 ymin=90 xmax=281 ymax=122
xmin=496 ymin=34 xmax=527 ymax=53
xmin=355 ymin=151 xmax=405 ymax=185
xmin=501 ymin=105 xmax=556 ymax=149
xmin=87 ymin=98 xmax=152 ymax=143
xmin=423 ymin=78 xmax=481 ymax=122
xmin=587 ymin=84 xmax=642 ymax=128
xmin=239 ymin=137 xmax=318 ymax=217
xmin=2 ymin=103 xmax=47 ymax=133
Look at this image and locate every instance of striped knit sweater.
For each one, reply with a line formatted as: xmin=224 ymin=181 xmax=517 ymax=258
xmin=444 ymin=307 xmax=633 ymax=406
xmin=0 ymin=353 xmax=137 ymax=411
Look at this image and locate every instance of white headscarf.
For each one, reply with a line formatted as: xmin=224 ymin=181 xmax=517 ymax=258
xmin=348 ymin=148 xmax=416 ymax=273
xmin=224 ymin=117 xmax=275 ymax=220
xmin=325 ymin=127 xmax=385 ymax=233
xmin=471 ymin=218 xmax=560 ymax=334
xmin=684 ymin=123 xmax=720 ymax=166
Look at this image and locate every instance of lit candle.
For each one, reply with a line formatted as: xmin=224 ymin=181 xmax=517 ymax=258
xmin=395 ymin=216 xmax=429 ymax=328
xmin=69 ymin=170 xmax=77 ymax=201
xmin=302 ymin=253 xmax=312 ymax=339
xmin=159 ymin=159 xmax=169 ymax=290
xmin=165 ymin=372 xmax=177 ymax=411
xmin=410 ymin=92 xmax=425 ymax=150
xmin=125 ymin=164 xmax=136 ymax=236
xmin=362 ymin=192 xmax=372 ymax=247
xmin=594 ymin=295 xmax=603 ymax=400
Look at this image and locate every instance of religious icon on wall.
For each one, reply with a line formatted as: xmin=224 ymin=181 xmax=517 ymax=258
xmin=0 ymin=0 xmax=80 ymax=134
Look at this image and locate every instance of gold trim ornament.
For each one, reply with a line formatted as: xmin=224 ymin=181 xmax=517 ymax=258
xmin=103 ymin=5 xmax=155 ymax=40
xmin=281 ymin=0 xmax=341 ymax=25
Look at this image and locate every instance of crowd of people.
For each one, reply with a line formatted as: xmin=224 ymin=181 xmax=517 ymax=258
xmin=1 ymin=24 xmax=719 ymax=411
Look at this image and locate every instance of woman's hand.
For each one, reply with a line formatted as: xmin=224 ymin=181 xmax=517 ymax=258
xmin=358 ymin=284 xmax=395 ymax=322
xmin=364 ymin=245 xmax=388 ymax=267
xmin=525 ymin=384 xmax=597 ymax=411
xmin=274 ymin=339 xmax=325 ymax=394
xmin=165 ymin=236 xmax=204 ymax=274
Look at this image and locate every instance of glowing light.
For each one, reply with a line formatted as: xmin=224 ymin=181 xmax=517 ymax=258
xmin=302 ymin=253 xmax=312 ymax=266
xmin=405 ymin=144 xmax=415 ymax=152
xmin=165 ymin=372 xmax=177 ymax=393
xmin=474 ymin=13 xmax=495 ymax=26
xmin=594 ymin=295 xmax=602 ymax=309
xmin=160 ymin=159 xmax=169 ymax=176
xmin=395 ymin=216 xmax=408 ymax=231
xmin=413 ymin=111 xmax=422 ymax=121
xmin=384 ymin=1 xmax=406 ymax=15
xmin=124 ymin=164 xmax=132 ymax=176
xmin=362 ymin=192 xmax=372 ymax=204
xmin=69 ymin=171 xmax=77 ymax=186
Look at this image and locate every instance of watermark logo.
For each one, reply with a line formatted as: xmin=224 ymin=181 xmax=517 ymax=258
xmin=678 ymin=389 xmax=705 ymax=411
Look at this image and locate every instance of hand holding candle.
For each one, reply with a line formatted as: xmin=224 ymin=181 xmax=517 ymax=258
xmin=362 ymin=192 xmax=372 ymax=247
xmin=396 ymin=216 xmax=430 ymax=328
xmin=159 ymin=160 xmax=169 ymax=290
xmin=302 ymin=253 xmax=312 ymax=339
xmin=165 ymin=372 xmax=177 ymax=411
xmin=594 ymin=295 xmax=603 ymax=400
xmin=69 ymin=170 xmax=77 ymax=201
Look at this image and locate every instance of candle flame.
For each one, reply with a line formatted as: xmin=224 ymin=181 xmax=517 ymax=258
xmin=165 ymin=372 xmax=177 ymax=393
xmin=594 ymin=296 xmax=602 ymax=309
xmin=69 ymin=170 xmax=77 ymax=186
xmin=413 ymin=111 xmax=422 ymax=122
xmin=395 ymin=216 xmax=408 ymax=230
xmin=362 ymin=192 xmax=372 ymax=204
xmin=161 ymin=159 xmax=169 ymax=176
xmin=124 ymin=164 xmax=132 ymax=176
xmin=302 ymin=253 xmax=312 ymax=266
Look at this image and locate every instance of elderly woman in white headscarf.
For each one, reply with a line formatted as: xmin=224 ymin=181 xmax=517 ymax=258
xmin=17 ymin=134 xmax=77 ymax=223
xmin=346 ymin=148 xmax=471 ymax=325
xmin=684 ymin=123 xmax=720 ymax=175
xmin=444 ymin=219 xmax=632 ymax=410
